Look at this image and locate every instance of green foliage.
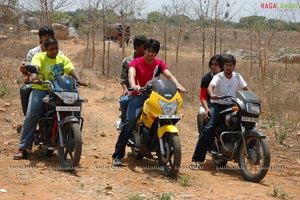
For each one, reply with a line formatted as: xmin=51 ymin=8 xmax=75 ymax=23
xmin=0 ymin=85 xmax=9 ymax=98
xmin=158 ymin=192 xmax=174 ymax=200
xmin=268 ymin=187 xmax=289 ymax=199
xmin=239 ymin=15 xmax=267 ymax=29
xmin=128 ymin=194 xmax=149 ymax=200
xmin=276 ymin=124 xmax=290 ymax=144
xmin=179 ymin=175 xmax=191 ymax=187
xmin=147 ymin=11 xmax=163 ymax=23
xmin=52 ymin=11 xmax=72 ymax=23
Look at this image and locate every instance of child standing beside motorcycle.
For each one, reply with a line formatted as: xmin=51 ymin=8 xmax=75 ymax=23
xmin=14 ymin=38 xmax=86 ymax=160
xmin=112 ymin=39 xmax=187 ymax=166
xmin=191 ymin=54 xmax=248 ymax=168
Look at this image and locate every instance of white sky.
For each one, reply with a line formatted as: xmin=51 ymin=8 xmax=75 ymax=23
xmin=70 ymin=0 xmax=300 ymax=22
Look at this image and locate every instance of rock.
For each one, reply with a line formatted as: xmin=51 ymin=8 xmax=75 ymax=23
xmin=52 ymin=23 xmax=68 ymax=40
xmin=105 ymin=184 xmax=112 ymax=190
xmin=68 ymin=27 xmax=78 ymax=38
xmin=0 ymin=188 xmax=7 ymax=193
xmin=25 ymin=17 xmax=39 ymax=28
xmin=0 ymin=35 xmax=8 ymax=40
xmin=94 ymin=153 xmax=101 ymax=158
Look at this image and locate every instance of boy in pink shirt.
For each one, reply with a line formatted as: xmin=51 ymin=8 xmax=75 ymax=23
xmin=112 ymin=39 xmax=186 ymax=166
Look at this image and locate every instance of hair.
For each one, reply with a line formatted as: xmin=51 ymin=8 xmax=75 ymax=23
xmin=222 ymin=54 xmax=236 ymax=66
xmin=209 ymin=54 xmax=223 ymax=69
xmin=144 ymin=39 xmax=160 ymax=54
xmin=39 ymin=26 xmax=54 ymax=38
xmin=45 ymin=38 xmax=58 ymax=48
xmin=133 ymin=35 xmax=147 ymax=50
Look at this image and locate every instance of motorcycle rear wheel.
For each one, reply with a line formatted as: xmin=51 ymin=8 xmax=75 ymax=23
xmin=58 ymin=123 xmax=82 ymax=171
xmin=157 ymin=133 xmax=181 ymax=178
xmin=237 ymin=137 xmax=270 ymax=182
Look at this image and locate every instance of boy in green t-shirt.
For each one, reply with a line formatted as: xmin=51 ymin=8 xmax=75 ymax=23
xmin=14 ymin=38 xmax=86 ymax=160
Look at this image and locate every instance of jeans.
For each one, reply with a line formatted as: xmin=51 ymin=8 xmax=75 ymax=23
xmin=192 ymin=103 xmax=230 ymax=162
xmin=18 ymin=89 xmax=47 ymax=150
xmin=112 ymin=95 xmax=148 ymax=159
xmin=119 ymin=94 xmax=129 ymax=123
xmin=20 ymin=84 xmax=32 ymax=116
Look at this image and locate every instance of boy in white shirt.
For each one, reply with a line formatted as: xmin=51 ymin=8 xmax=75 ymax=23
xmin=191 ymin=54 xmax=248 ymax=168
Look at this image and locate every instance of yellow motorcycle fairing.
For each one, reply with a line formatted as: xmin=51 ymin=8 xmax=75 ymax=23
xmin=157 ymin=125 xmax=179 ymax=138
xmin=138 ymin=90 xmax=183 ymax=128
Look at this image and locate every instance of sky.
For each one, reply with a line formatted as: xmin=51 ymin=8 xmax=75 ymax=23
xmin=70 ymin=0 xmax=300 ymax=22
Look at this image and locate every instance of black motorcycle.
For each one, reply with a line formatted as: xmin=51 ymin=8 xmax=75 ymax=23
xmin=199 ymin=90 xmax=271 ymax=182
xmin=25 ymin=65 xmax=87 ymax=170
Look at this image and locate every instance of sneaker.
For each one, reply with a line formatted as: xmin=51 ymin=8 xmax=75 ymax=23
xmin=114 ymin=120 xmax=121 ymax=130
xmin=112 ymin=157 xmax=122 ymax=166
xmin=189 ymin=161 xmax=204 ymax=170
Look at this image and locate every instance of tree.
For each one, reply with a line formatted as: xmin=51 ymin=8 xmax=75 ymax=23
xmin=190 ymin=0 xmax=212 ymax=75
xmin=115 ymin=0 xmax=145 ymax=59
xmin=18 ymin=0 xmax=73 ymax=26
xmin=146 ymin=11 xmax=162 ymax=23
xmin=168 ymin=0 xmax=192 ymax=67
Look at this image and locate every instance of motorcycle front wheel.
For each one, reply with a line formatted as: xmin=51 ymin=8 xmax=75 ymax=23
xmin=58 ymin=123 xmax=82 ymax=171
xmin=237 ymin=137 xmax=270 ymax=182
xmin=157 ymin=133 xmax=181 ymax=178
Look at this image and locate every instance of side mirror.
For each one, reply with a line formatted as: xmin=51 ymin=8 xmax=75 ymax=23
xmin=25 ymin=65 xmax=38 ymax=73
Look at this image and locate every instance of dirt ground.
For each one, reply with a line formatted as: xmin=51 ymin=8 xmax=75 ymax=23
xmin=0 ymin=38 xmax=300 ymax=200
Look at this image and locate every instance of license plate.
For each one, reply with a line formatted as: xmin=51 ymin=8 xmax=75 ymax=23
xmin=158 ymin=114 xmax=182 ymax=119
xmin=241 ymin=116 xmax=259 ymax=123
xmin=56 ymin=106 xmax=81 ymax=112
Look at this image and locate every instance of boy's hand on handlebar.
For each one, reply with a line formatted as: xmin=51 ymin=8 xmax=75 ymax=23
xmin=132 ymin=85 xmax=141 ymax=91
xmin=78 ymin=80 xmax=88 ymax=87
xmin=177 ymin=84 xmax=187 ymax=93
xmin=211 ymin=94 xmax=218 ymax=100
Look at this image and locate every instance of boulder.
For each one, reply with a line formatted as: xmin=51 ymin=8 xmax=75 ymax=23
xmin=68 ymin=27 xmax=78 ymax=38
xmin=52 ymin=23 xmax=68 ymax=40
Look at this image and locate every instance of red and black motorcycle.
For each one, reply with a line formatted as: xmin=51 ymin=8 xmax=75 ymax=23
xmin=26 ymin=65 xmax=87 ymax=170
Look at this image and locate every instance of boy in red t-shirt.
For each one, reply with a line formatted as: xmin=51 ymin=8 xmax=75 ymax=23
xmin=112 ymin=39 xmax=186 ymax=166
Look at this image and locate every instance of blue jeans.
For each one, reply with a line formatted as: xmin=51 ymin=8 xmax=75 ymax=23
xmin=119 ymin=94 xmax=129 ymax=123
xmin=20 ymin=84 xmax=32 ymax=116
xmin=112 ymin=95 xmax=148 ymax=159
xmin=18 ymin=89 xmax=47 ymax=150
xmin=192 ymin=103 xmax=230 ymax=162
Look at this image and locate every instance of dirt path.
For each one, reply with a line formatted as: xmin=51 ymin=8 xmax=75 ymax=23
xmin=0 ymin=40 xmax=299 ymax=200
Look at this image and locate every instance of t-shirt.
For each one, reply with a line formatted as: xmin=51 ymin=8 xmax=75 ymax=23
xmin=31 ymin=52 xmax=75 ymax=90
xmin=129 ymin=57 xmax=168 ymax=87
xmin=210 ymin=71 xmax=247 ymax=104
xmin=26 ymin=45 xmax=63 ymax=65
xmin=200 ymin=71 xmax=214 ymax=103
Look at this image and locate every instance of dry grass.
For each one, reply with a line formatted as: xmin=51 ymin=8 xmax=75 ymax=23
xmin=1 ymin=26 xmax=300 ymax=135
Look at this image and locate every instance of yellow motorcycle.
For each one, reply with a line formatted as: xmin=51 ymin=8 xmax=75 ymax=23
xmin=129 ymin=79 xmax=183 ymax=177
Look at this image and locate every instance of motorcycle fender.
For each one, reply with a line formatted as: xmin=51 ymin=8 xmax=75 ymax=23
xmin=244 ymin=130 xmax=266 ymax=138
xmin=157 ymin=125 xmax=179 ymax=138
xmin=59 ymin=116 xmax=79 ymax=127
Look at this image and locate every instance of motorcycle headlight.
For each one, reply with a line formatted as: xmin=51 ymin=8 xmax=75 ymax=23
xmin=159 ymin=100 xmax=178 ymax=115
xmin=54 ymin=92 xmax=78 ymax=104
xmin=246 ymin=103 xmax=261 ymax=115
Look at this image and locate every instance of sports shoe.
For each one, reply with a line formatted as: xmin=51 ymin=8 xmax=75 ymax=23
xmin=112 ymin=157 xmax=122 ymax=166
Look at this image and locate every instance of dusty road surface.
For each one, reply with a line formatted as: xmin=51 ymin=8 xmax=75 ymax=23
xmin=0 ymin=39 xmax=299 ymax=200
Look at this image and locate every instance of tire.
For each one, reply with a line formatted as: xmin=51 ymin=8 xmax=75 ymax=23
xmin=157 ymin=133 xmax=181 ymax=178
xmin=237 ymin=137 xmax=270 ymax=182
xmin=131 ymin=127 xmax=144 ymax=160
xmin=197 ymin=106 xmax=205 ymax=133
xmin=58 ymin=123 xmax=82 ymax=171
